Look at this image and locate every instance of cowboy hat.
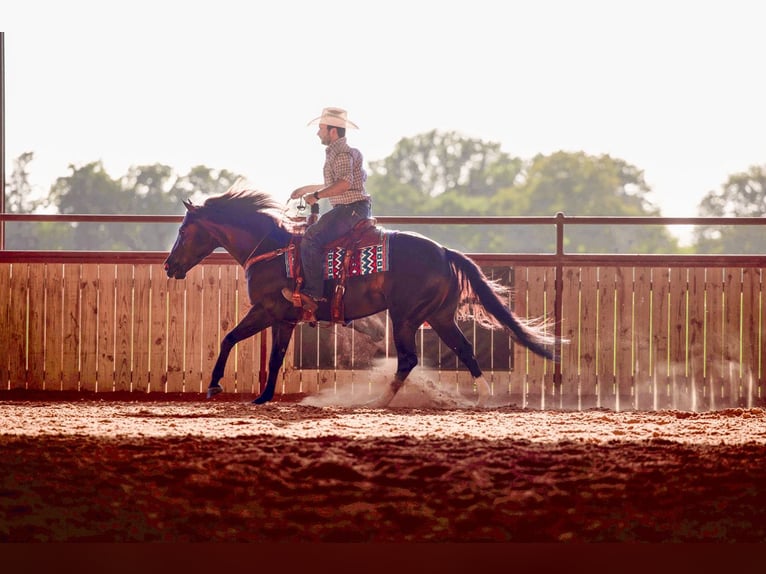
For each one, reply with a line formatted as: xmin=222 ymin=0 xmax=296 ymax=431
xmin=307 ymin=107 xmax=359 ymax=129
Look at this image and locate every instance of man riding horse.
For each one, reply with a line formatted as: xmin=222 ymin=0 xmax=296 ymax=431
xmin=282 ymin=107 xmax=372 ymax=322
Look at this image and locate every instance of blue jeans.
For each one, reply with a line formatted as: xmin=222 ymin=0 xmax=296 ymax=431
xmin=301 ymin=199 xmax=371 ymax=299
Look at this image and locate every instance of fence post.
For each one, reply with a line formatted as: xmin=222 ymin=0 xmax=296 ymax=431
xmin=1 ymin=32 xmax=5 ymax=251
xmin=554 ymin=212 xmax=565 ymax=391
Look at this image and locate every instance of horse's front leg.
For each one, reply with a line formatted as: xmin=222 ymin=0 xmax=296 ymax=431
xmin=252 ymin=321 xmax=296 ymax=404
xmin=207 ymin=306 xmax=269 ymax=399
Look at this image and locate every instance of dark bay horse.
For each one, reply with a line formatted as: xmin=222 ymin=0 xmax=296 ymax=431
xmin=163 ymin=185 xmax=560 ymax=407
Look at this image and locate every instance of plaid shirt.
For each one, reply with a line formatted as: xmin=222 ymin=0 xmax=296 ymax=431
xmin=323 ymin=137 xmax=369 ymax=207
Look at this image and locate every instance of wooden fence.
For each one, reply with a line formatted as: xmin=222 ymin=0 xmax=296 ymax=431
xmin=1 ymin=213 xmax=766 ymax=410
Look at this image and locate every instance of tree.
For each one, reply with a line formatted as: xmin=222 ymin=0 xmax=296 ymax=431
xmin=368 ymin=131 xmax=528 ymax=251
xmin=490 ymin=151 xmax=679 ymax=253
xmin=694 ymin=164 xmax=766 ymax=254
xmin=4 ymin=152 xmax=60 ymax=249
xmin=169 ymin=165 xmax=244 ymax=207
xmin=38 ymin=161 xmax=245 ymax=250
xmin=368 ymin=130 xmax=523 ymax=198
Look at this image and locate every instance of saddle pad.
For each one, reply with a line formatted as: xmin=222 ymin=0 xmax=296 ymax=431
xmin=285 ymin=238 xmax=390 ymax=279
xmin=323 ymin=243 xmax=389 ymax=279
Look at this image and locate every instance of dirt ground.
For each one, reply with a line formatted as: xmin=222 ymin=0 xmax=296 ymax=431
xmin=1 ymin=382 xmax=765 ymax=543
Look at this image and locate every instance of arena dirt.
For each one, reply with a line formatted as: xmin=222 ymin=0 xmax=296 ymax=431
xmin=1 ymin=382 xmax=765 ymax=542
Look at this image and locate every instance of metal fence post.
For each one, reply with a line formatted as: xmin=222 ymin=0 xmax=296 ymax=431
xmin=554 ymin=212 xmax=565 ymax=390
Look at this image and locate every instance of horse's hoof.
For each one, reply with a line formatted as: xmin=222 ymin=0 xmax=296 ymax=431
xmin=364 ymin=394 xmax=393 ymax=409
xmin=251 ymin=393 xmax=273 ymax=405
xmin=206 ymin=386 xmax=223 ymax=399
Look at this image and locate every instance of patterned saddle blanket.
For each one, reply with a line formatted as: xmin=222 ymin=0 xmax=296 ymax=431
xmin=285 ymin=223 xmax=391 ymax=280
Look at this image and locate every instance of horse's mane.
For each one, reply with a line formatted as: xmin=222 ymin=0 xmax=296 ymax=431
xmin=197 ymin=179 xmax=287 ymax=229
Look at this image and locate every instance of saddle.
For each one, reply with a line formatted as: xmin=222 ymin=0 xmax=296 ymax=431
xmin=286 ymin=218 xmax=385 ymax=324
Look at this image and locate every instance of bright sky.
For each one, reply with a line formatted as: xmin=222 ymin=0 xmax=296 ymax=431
xmin=3 ymin=0 xmax=765 ymax=219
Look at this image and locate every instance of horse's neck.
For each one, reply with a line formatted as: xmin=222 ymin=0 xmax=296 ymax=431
xmin=216 ymin=221 xmax=288 ymax=267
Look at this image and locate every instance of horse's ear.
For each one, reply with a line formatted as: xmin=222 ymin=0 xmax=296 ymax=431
xmin=182 ymin=199 xmax=196 ymax=212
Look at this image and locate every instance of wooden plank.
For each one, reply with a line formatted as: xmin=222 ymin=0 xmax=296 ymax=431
xmin=7 ymin=264 xmax=28 ymax=390
xmin=687 ymin=267 xmax=707 ymax=411
xmin=132 ymin=264 xmax=151 ymax=392
xmin=149 ymin=265 xmax=169 ymax=393
xmin=219 ymin=265 xmax=238 ymax=390
xmin=233 ymin=267 xmax=256 ymax=395
xmin=632 ymin=267 xmax=653 ymax=410
xmin=26 ymin=265 xmax=46 ymax=390
xmin=704 ymin=267 xmax=725 ymax=410
xmin=436 ymin=319 xmax=459 ymax=390
xmin=97 ymin=264 xmax=116 ymax=392
xmin=474 ymin=267 xmax=498 ymax=383
xmin=183 ymin=265 xmax=205 ymax=394
xmin=525 ymin=266 xmax=550 ymax=409
xmin=343 ymin=323 xmax=361 ymax=397
xmin=488 ymin=267 xmax=512 ymax=401
xmin=295 ymin=323 xmax=317 ymax=370
xmin=420 ymin=320 xmax=441 ymax=376
xmin=759 ymin=268 xmax=766 ymax=404
xmin=439 ymin=332 xmax=459 ymax=394
xmin=722 ymin=268 xmax=741 ymax=407
xmin=79 ymin=264 xmax=99 ymax=392
xmin=317 ymin=367 xmax=334 ymax=397
xmin=44 ymin=263 xmax=63 ymax=391
xmin=667 ymin=267 xmax=688 ymax=410
xmin=200 ymin=265 xmax=220 ymax=393
xmin=596 ymin=267 xmax=617 ymax=410
xmin=335 ymin=369 xmax=354 ymax=397
xmin=282 ymin=336 xmax=302 ymax=395
xmin=560 ymin=267 xmax=581 ymax=409
xmin=614 ymin=267 xmax=633 ymax=411
xmin=650 ymin=268 xmax=671 ymax=410
xmin=578 ymin=266 xmax=598 ymax=409
xmin=235 ymin=320 xmax=260 ymax=395
xmin=165 ymin=271 xmax=185 ymax=393
xmin=722 ymin=267 xmax=742 ymax=407
xmin=61 ymin=263 xmax=81 ymax=391
xmin=0 ymin=265 xmax=11 ymax=389
xmin=113 ymin=264 xmax=133 ymax=392
xmin=456 ymin=367 xmax=474 ymax=401
xmin=511 ymin=266 xmax=530 ymax=407
xmin=741 ymin=267 xmax=759 ymax=408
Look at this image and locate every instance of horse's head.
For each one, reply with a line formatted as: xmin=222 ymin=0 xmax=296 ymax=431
xmin=164 ymin=200 xmax=220 ymax=279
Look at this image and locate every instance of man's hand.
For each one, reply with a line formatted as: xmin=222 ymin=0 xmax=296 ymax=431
xmin=290 ymin=185 xmax=323 ymax=200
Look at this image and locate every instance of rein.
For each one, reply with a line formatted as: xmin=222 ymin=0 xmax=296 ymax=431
xmin=242 ymin=200 xmax=309 ymax=272
xmin=244 ymin=243 xmax=294 ymax=273
xmin=241 ymin=206 xmax=298 ymax=273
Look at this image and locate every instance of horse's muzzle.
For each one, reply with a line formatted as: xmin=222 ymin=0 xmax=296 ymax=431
xmin=163 ymin=261 xmax=186 ymax=280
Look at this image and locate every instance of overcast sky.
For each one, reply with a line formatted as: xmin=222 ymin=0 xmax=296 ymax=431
xmin=3 ymin=0 xmax=765 ymax=220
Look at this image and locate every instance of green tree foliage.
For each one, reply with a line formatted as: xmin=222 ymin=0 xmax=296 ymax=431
xmin=5 ymin=154 xmax=243 ymax=251
xmin=694 ymin=164 xmax=766 ymax=254
xmin=369 ymin=130 xmax=523 ymax=198
xmin=3 ymin=152 xmax=61 ymax=249
xmin=369 ymin=132 xmax=679 ymax=254
xmin=491 ymin=151 xmax=678 ymax=253
xmin=368 ymin=130 xmax=525 ymax=250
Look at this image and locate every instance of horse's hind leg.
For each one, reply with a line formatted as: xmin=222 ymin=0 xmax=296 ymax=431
xmin=428 ymin=316 xmax=492 ymax=406
xmin=366 ymin=320 xmax=419 ymax=408
xmin=252 ymin=321 xmax=295 ymax=405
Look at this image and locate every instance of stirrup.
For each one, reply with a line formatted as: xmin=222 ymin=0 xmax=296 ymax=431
xmin=281 ymin=287 xmax=322 ymax=312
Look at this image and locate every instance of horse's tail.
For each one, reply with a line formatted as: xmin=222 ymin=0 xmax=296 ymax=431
xmin=445 ymin=248 xmax=561 ymax=361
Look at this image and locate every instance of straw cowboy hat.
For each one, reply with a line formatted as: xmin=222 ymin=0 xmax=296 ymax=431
xmin=307 ymin=107 xmax=359 ymax=129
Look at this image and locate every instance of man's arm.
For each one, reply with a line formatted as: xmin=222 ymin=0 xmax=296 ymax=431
xmin=290 ymin=184 xmax=324 ymax=200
